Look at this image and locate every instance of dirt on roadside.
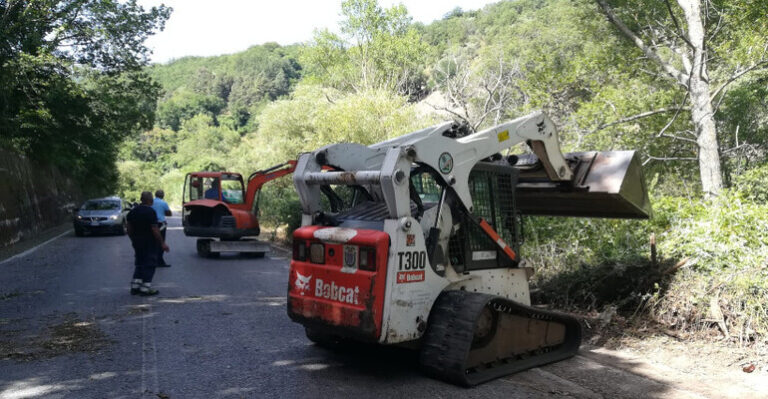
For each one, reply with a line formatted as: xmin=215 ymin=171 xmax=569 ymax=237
xmin=576 ymin=310 xmax=768 ymax=398
xmin=0 ymin=313 xmax=110 ymax=362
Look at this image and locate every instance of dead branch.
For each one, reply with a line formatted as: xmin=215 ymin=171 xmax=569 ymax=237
xmin=710 ymin=60 xmax=768 ymax=101
xmin=596 ymin=0 xmax=689 ymax=86
xmin=643 ymin=155 xmax=698 ymax=165
xmin=665 ymin=0 xmax=695 ymax=49
xmin=659 ymin=133 xmax=698 ymax=143
xmin=593 ymin=107 xmax=688 ymax=132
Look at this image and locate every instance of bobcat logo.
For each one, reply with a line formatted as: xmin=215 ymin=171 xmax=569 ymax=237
xmin=295 ymin=272 xmax=312 ymax=294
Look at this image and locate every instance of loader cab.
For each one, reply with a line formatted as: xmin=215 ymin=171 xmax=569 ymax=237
xmin=306 ymin=162 xmax=522 ymax=272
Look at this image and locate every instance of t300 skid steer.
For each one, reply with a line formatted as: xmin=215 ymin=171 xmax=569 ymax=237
xmin=287 ymin=111 xmax=651 ymax=386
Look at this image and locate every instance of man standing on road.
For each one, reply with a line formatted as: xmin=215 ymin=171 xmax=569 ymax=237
xmin=127 ymin=191 xmax=169 ymax=296
xmin=152 ymin=189 xmax=172 ymax=267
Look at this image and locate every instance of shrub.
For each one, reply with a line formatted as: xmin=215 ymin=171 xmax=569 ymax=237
xmin=525 ymin=189 xmax=768 ymax=347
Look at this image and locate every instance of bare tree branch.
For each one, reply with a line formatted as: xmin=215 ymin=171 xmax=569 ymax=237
xmin=643 ymin=155 xmax=698 ymax=166
xmin=596 ymin=0 xmax=689 ymax=86
xmin=657 ymin=93 xmax=689 ymax=137
xmin=710 ymin=60 xmax=768 ymax=101
xmin=664 ymin=0 xmax=695 ymax=48
xmin=671 ymin=45 xmax=692 ymax=73
xmin=722 ymin=143 xmax=753 ymax=154
xmin=426 ymin=102 xmax=471 ymax=126
xmin=659 ymin=133 xmax=698 ymax=143
xmin=431 ymin=51 xmax=522 ymax=131
xmin=593 ymin=107 xmax=688 ymax=132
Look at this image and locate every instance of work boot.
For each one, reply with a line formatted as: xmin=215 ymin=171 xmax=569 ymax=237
xmin=139 ymin=282 xmax=159 ymax=296
xmin=130 ymin=279 xmax=142 ymax=295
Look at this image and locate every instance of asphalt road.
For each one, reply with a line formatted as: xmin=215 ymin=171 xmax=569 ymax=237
xmin=0 ymin=217 xmax=720 ymax=399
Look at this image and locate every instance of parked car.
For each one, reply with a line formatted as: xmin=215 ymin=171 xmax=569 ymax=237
xmin=73 ymin=197 xmax=132 ymax=236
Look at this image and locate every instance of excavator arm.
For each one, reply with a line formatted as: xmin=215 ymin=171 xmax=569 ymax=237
xmin=244 ymin=161 xmax=297 ymax=211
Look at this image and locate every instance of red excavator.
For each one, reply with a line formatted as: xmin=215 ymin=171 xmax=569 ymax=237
xmin=182 ymin=161 xmax=296 ymax=258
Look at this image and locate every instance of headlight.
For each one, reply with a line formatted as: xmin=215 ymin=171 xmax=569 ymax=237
xmin=109 ymin=215 xmax=118 ymax=220
xmin=76 ymin=215 xmax=83 ymax=220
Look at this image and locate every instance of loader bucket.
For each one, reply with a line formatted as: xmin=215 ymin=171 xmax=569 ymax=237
xmin=514 ymin=151 xmax=651 ymax=219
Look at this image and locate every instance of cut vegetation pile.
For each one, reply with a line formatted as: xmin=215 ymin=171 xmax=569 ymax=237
xmin=527 ymin=175 xmax=768 ymax=350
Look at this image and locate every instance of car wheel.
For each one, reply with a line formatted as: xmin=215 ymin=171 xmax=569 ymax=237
xmin=117 ymin=220 xmax=127 ymax=236
xmin=74 ymin=226 xmax=84 ymax=237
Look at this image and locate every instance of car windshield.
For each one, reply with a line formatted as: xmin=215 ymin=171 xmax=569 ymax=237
xmin=82 ymin=200 xmax=120 ymax=211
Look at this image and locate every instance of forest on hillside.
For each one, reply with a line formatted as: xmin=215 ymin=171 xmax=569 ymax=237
xmin=3 ymin=0 xmax=768 ymax=350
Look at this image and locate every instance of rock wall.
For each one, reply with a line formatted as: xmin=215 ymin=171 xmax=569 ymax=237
xmin=0 ymin=149 xmax=82 ymax=249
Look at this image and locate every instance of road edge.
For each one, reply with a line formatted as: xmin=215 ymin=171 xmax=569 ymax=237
xmin=0 ymin=223 xmax=72 ymax=265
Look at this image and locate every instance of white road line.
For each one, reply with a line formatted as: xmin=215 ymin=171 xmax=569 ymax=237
xmin=150 ymin=307 xmax=160 ymax=395
xmin=140 ymin=304 xmax=160 ymax=397
xmin=0 ymin=229 xmax=71 ymax=265
xmin=141 ymin=310 xmax=147 ymax=396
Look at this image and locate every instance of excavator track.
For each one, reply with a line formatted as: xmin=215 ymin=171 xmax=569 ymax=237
xmin=419 ymin=290 xmax=581 ymax=386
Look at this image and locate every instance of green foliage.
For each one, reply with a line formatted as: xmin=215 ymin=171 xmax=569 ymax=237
xmin=596 ymin=0 xmax=768 ymax=190
xmin=157 ymin=89 xmax=226 ymax=131
xmin=0 ymin=0 xmax=169 ymax=195
xmin=527 ymin=189 xmax=768 ymax=343
xmin=301 ymin=0 xmax=428 ymax=95
xmin=733 ymin=164 xmax=768 ymax=203
xmin=258 ymin=184 xmax=303 ymax=236
xmin=148 ymin=43 xmax=301 ymax=132
xmin=229 ymin=84 xmax=432 ymax=172
xmin=418 ymin=11 xmax=477 ymax=59
xmin=172 ymin=115 xmax=241 ymax=172
xmin=0 ymin=0 xmax=170 ymax=71
xmin=117 ymin=160 xmax=162 ymax=203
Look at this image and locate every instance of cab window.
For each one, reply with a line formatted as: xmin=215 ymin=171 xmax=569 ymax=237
xmin=221 ymin=179 xmax=244 ymax=204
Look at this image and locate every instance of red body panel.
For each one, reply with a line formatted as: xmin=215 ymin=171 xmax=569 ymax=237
xmin=288 ymin=226 xmax=389 ymax=341
xmin=182 ymin=199 xmax=258 ymax=230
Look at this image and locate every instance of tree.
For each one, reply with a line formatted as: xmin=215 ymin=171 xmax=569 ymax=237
xmin=157 ymin=89 xmax=226 ymax=131
xmin=430 ymin=49 xmax=525 ymax=132
xmin=595 ymin=0 xmax=768 ymax=195
xmin=301 ymin=0 xmax=428 ymax=96
xmin=0 ymin=0 xmax=170 ymax=193
xmin=0 ymin=0 xmax=170 ymax=70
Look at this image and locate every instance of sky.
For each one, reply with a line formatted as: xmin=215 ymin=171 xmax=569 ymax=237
xmin=136 ymin=0 xmax=498 ymax=64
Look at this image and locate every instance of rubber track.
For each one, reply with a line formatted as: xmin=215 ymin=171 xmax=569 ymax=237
xmin=419 ymin=290 xmax=582 ymax=386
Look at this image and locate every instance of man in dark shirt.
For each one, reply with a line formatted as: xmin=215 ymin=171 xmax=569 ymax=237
xmin=127 ymin=191 xmax=170 ymax=296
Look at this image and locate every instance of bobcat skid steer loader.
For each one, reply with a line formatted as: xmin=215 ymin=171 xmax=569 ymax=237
xmin=286 ymin=111 xmax=651 ymax=386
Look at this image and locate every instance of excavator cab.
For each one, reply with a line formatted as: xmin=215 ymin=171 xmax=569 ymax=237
xmin=184 ymin=173 xmax=245 ymax=204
